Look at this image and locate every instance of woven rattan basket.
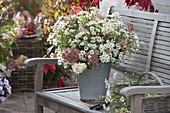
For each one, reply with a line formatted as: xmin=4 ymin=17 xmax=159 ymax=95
xmin=10 ymin=33 xmax=44 ymax=92
xmin=142 ymin=94 xmax=170 ymax=113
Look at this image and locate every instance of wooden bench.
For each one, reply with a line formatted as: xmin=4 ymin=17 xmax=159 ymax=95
xmin=24 ymin=8 xmax=170 ymax=113
xmin=24 ymin=58 xmax=104 ymax=113
xmin=110 ymin=8 xmax=170 ymax=113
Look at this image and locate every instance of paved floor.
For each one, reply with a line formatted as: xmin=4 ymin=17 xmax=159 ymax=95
xmin=0 ymin=92 xmax=55 ymax=113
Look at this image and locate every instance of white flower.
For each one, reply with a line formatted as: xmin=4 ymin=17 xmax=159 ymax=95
xmin=47 ymin=7 xmax=144 ymax=74
xmin=90 ymin=26 xmax=94 ymax=31
xmin=72 ymin=63 xmax=87 ymax=74
xmin=91 ymin=31 xmax=96 ymax=35
xmin=89 ymin=50 xmax=94 ymax=54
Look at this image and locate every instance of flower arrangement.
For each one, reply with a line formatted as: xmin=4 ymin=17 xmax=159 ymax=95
xmin=0 ymin=64 xmax=12 ymax=102
xmin=47 ymin=7 xmax=144 ymax=74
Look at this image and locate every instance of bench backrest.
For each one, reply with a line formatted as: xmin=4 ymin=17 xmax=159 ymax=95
xmin=112 ymin=8 xmax=170 ymax=85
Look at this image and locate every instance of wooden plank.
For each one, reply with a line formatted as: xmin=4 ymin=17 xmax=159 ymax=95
xmin=153 ymin=44 xmax=170 ymax=51
xmin=37 ymin=91 xmax=102 ymax=113
xmin=122 ymin=20 xmax=153 ymax=29
xmin=134 ymin=27 xmax=152 ymax=34
xmin=151 ymin=62 xmax=170 ymax=71
xmin=123 ymin=60 xmax=146 ymax=68
xmin=155 ymin=35 xmax=170 ymax=42
xmin=132 ymin=54 xmax=148 ymax=59
xmin=153 ymin=49 xmax=170 ymax=56
xmin=145 ymin=20 xmax=158 ymax=71
xmin=151 ymin=71 xmax=170 ymax=80
xmin=154 ymin=40 xmax=170 ymax=47
xmin=152 ymin=53 xmax=170 ymax=61
xmin=156 ymin=31 xmax=170 ymax=37
xmin=121 ymin=16 xmax=154 ymax=25
xmin=119 ymin=63 xmax=146 ymax=72
xmin=158 ymin=22 xmax=170 ymax=27
xmin=157 ymin=26 xmax=170 ymax=33
xmin=152 ymin=57 xmax=170 ymax=65
xmin=152 ymin=0 xmax=170 ymax=5
xmin=128 ymin=57 xmax=147 ymax=64
xmin=151 ymin=66 xmax=170 ymax=76
xmin=115 ymin=8 xmax=170 ymax=22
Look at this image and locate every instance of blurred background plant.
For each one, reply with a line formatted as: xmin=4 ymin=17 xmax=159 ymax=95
xmin=0 ymin=24 xmax=17 ymax=65
xmin=124 ymin=0 xmax=158 ymax=12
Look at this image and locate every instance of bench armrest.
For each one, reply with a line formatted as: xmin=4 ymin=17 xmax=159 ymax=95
xmin=120 ymin=86 xmax=170 ymax=113
xmin=24 ymin=58 xmax=58 ymax=66
xmin=120 ymin=86 xmax=170 ymax=97
xmin=24 ymin=58 xmax=58 ymax=91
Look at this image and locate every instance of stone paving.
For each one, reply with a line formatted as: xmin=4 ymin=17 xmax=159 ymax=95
xmin=0 ymin=92 xmax=54 ymax=113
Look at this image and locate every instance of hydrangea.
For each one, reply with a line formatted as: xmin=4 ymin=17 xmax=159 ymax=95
xmin=47 ymin=7 xmax=144 ymax=74
xmin=0 ymin=77 xmax=11 ymax=102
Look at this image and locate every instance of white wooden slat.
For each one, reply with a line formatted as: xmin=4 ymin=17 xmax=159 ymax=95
xmin=151 ymin=71 xmax=170 ymax=81
xmin=132 ymin=54 xmax=148 ymax=60
xmin=154 ymin=5 xmax=170 ymax=14
xmin=122 ymin=20 xmax=154 ymax=29
xmin=153 ymin=44 xmax=170 ymax=51
xmin=152 ymin=0 xmax=170 ymax=6
xmin=154 ymin=40 xmax=170 ymax=47
xmin=157 ymin=26 xmax=170 ymax=33
xmin=152 ymin=53 xmax=170 ymax=61
xmin=152 ymin=57 xmax=170 ymax=66
xmin=124 ymin=60 xmax=147 ymax=67
xmin=136 ymin=32 xmax=152 ymax=39
xmin=155 ymin=35 xmax=170 ymax=42
xmin=145 ymin=20 xmax=158 ymax=72
xmin=151 ymin=62 xmax=170 ymax=71
xmin=128 ymin=57 xmax=147 ymax=64
xmin=158 ymin=22 xmax=170 ymax=27
xmin=151 ymin=67 xmax=170 ymax=78
xmin=137 ymin=38 xmax=150 ymax=44
xmin=137 ymin=49 xmax=148 ymax=54
xmin=119 ymin=63 xmax=146 ymax=72
xmin=153 ymin=49 xmax=170 ymax=56
xmin=121 ymin=16 xmax=154 ymax=25
xmin=134 ymin=27 xmax=152 ymax=34
xmin=114 ymin=8 xmax=170 ymax=22
xmin=121 ymin=61 xmax=146 ymax=68
xmin=151 ymin=70 xmax=170 ymax=84
xmin=156 ymin=31 xmax=170 ymax=37
xmin=127 ymin=23 xmax=153 ymax=30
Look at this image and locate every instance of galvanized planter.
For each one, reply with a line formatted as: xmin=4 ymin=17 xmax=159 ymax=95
xmin=77 ymin=63 xmax=111 ymax=102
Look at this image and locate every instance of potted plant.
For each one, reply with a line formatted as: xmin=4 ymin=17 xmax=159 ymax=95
xmin=47 ymin=7 xmax=144 ymax=101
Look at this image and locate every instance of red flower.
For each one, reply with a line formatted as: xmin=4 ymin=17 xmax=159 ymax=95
xmin=57 ymin=76 xmax=65 ymax=87
xmin=73 ymin=82 xmax=78 ymax=86
xmin=92 ymin=0 xmax=99 ymax=6
xmin=44 ymin=64 xmax=56 ymax=74
xmin=124 ymin=0 xmax=157 ymax=12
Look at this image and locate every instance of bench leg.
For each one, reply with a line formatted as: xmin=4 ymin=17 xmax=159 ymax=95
xmin=131 ymin=94 xmax=142 ymax=113
xmin=35 ymin=95 xmax=43 ymax=113
xmin=35 ymin=104 xmax=43 ymax=113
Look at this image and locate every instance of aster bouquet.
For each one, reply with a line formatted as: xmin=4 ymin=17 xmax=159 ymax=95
xmin=0 ymin=64 xmax=12 ymax=102
xmin=47 ymin=7 xmax=144 ymax=74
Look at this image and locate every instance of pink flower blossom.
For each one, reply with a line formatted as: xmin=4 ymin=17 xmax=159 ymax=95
xmin=2 ymin=33 xmax=10 ymax=40
xmin=62 ymin=48 xmax=80 ymax=64
xmin=86 ymin=53 xmax=99 ymax=68
xmin=14 ymin=27 xmax=23 ymax=39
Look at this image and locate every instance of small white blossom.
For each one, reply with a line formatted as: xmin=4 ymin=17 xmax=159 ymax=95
xmin=72 ymin=63 xmax=87 ymax=74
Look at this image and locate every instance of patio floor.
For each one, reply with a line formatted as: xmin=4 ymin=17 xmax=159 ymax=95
xmin=0 ymin=92 xmax=55 ymax=113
